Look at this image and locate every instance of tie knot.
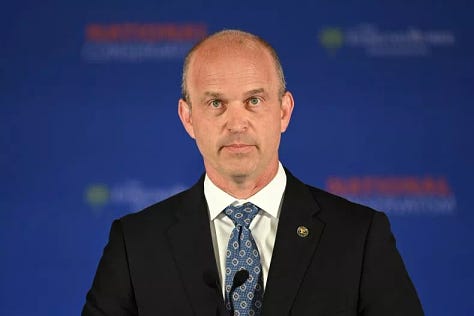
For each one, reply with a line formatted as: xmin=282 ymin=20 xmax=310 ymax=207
xmin=224 ymin=202 xmax=259 ymax=228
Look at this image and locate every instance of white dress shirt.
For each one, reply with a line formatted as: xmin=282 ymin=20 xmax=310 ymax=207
xmin=204 ymin=162 xmax=287 ymax=296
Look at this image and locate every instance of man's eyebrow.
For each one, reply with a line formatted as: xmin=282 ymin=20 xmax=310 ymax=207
xmin=200 ymin=91 xmax=225 ymax=103
xmin=199 ymin=89 xmax=266 ymax=102
xmin=243 ymin=88 xmax=266 ymax=97
xmin=203 ymin=91 xmax=224 ymax=98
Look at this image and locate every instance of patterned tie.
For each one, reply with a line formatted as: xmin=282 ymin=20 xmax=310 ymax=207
xmin=223 ymin=202 xmax=264 ymax=316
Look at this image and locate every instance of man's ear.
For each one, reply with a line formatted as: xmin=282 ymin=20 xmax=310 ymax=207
xmin=280 ymin=91 xmax=295 ymax=133
xmin=178 ymin=99 xmax=195 ymax=139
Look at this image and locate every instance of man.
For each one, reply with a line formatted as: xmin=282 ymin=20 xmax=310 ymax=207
xmin=83 ymin=29 xmax=424 ymax=315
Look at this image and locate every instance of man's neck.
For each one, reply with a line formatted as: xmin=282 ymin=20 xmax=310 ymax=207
xmin=206 ymin=163 xmax=279 ymax=199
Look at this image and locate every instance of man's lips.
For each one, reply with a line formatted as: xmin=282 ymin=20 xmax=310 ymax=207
xmin=221 ymin=143 xmax=255 ymax=153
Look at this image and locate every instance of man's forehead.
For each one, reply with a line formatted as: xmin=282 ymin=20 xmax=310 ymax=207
xmin=191 ymin=62 xmax=276 ymax=99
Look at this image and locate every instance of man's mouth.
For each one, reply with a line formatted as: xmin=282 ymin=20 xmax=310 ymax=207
xmin=222 ymin=143 xmax=254 ymax=153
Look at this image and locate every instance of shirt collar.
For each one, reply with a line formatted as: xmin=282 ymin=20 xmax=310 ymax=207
xmin=204 ymin=162 xmax=287 ymax=221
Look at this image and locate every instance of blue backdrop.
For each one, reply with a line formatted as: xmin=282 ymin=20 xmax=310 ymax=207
xmin=1 ymin=1 xmax=473 ymax=315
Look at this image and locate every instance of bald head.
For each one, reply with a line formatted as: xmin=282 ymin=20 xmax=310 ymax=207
xmin=181 ymin=29 xmax=286 ymax=103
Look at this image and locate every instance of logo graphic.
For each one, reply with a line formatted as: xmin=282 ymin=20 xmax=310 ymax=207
xmin=84 ymin=180 xmax=186 ymax=215
xmin=85 ymin=184 xmax=110 ymax=208
xmin=319 ymin=28 xmax=344 ymax=54
xmin=81 ymin=23 xmax=208 ymax=62
xmin=319 ymin=24 xmax=455 ymax=57
xmin=326 ymin=175 xmax=457 ymax=215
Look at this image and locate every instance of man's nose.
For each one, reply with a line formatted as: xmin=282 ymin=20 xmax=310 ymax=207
xmin=225 ymin=105 xmax=249 ymax=133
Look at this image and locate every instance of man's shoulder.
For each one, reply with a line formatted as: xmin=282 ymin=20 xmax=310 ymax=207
xmin=300 ymin=181 xmax=385 ymax=233
xmin=288 ymin=171 xmax=380 ymax=225
xmin=307 ymin=184 xmax=375 ymax=214
xmin=117 ymin=177 xmax=204 ymax=230
xmin=287 ymin=169 xmax=376 ymax=210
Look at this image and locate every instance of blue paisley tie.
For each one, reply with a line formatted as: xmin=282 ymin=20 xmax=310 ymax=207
xmin=223 ymin=202 xmax=264 ymax=316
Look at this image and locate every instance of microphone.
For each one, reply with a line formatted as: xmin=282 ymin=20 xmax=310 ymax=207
xmin=231 ymin=269 xmax=249 ymax=292
xmin=229 ymin=270 xmax=249 ymax=314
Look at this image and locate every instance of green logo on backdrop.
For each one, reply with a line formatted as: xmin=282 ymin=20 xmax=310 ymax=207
xmin=319 ymin=27 xmax=344 ymax=54
xmin=85 ymin=184 xmax=110 ymax=208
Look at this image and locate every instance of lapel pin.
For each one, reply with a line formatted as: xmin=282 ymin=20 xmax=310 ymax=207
xmin=297 ymin=226 xmax=309 ymax=238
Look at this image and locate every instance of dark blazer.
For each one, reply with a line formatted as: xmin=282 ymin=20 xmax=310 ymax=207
xmin=83 ymin=170 xmax=424 ymax=315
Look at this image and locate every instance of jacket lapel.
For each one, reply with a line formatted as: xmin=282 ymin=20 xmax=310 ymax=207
xmin=166 ymin=177 xmax=226 ymax=316
xmin=262 ymin=171 xmax=326 ymax=315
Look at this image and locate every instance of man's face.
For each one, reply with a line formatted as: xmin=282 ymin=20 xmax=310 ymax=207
xmin=178 ymin=39 xmax=294 ymax=185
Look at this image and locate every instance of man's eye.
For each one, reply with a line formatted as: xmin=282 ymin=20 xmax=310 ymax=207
xmin=210 ymin=100 xmax=222 ymax=108
xmin=249 ymin=97 xmax=261 ymax=105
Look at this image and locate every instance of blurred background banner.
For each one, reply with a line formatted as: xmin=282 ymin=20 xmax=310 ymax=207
xmin=1 ymin=1 xmax=472 ymax=315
